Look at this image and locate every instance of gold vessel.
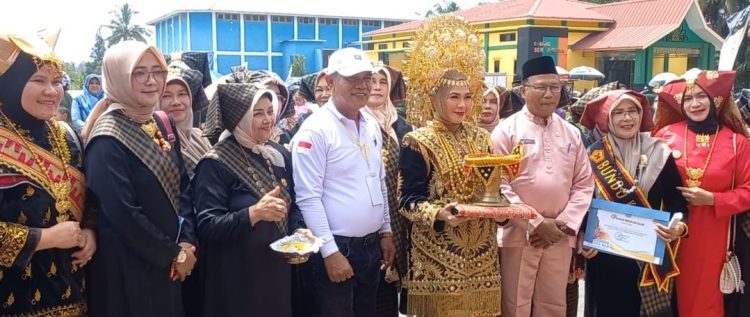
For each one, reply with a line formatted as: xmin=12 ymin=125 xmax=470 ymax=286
xmin=463 ymin=144 xmax=523 ymax=207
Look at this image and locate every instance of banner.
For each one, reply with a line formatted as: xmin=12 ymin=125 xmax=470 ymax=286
xmin=719 ymin=6 xmax=750 ymax=70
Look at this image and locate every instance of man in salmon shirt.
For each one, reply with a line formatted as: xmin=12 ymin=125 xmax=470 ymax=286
xmin=492 ymin=56 xmax=594 ymax=317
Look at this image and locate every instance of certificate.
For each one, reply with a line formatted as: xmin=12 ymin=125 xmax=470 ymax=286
xmin=582 ymin=199 xmax=670 ymax=265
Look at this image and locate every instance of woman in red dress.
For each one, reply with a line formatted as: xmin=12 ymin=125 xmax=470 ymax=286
xmin=652 ymin=70 xmax=750 ymax=317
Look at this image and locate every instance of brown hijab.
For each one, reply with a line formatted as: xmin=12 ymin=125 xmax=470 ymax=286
xmin=82 ymin=41 xmax=167 ymax=141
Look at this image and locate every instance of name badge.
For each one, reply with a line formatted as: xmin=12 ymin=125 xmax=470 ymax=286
xmin=520 ymin=138 xmax=535 ymax=145
xmin=366 ymin=175 xmax=384 ymax=206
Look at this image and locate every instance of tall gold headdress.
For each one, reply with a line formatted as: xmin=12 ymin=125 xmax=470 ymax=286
xmin=404 ymin=15 xmax=485 ymax=126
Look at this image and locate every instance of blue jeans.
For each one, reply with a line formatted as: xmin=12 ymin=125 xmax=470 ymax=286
xmin=311 ymin=232 xmax=382 ymax=317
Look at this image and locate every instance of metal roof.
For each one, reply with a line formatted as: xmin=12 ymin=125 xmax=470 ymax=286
xmin=365 ymin=0 xmax=614 ymax=36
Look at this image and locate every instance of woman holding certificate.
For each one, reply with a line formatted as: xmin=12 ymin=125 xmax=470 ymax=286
xmin=653 ymin=70 xmax=750 ymax=317
xmin=579 ymin=90 xmax=688 ymax=317
xmin=398 ymin=15 xmax=502 ymax=316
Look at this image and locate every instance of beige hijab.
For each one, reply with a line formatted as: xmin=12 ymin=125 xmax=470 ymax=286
xmin=161 ymin=76 xmax=212 ymax=168
xmin=364 ymin=67 xmax=398 ymax=142
xmin=607 ymin=94 xmax=670 ymax=194
xmin=478 ymin=87 xmax=501 ymax=132
xmin=81 ymin=41 xmax=167 ymax=141
xmin=231 ymin=88 xmax=285 ymax=168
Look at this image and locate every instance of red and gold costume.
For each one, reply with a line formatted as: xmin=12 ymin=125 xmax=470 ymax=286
xmin=653 ymin=70 xmax=750 ymax=317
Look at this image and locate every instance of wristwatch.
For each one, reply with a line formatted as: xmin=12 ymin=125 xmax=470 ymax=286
xmin=175 ymin=249 xmax=188 ymax=264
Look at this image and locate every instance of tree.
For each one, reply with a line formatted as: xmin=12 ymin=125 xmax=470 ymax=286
xmin=63 ymin=62 xmax=84 ymax=90
xmin=425 ymin=1 xmax=461 ymax=17
xmin=103 ymin=3 xmax=152 ymax=47
xmin=694 ymin=0 xmax=750 ymax=89
xmin=289 ymin=55 xmax=306 ymax=78
xmin=85 ymin=34 xmax=106 ymax=75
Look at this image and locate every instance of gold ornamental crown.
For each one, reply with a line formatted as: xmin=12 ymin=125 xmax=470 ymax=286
xmin=404 ymin=14 xmax=486 ymax=127
xmin=0 ymin=30 xmax=63 ymax=78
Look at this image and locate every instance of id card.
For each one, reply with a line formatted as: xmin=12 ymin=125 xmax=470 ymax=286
xmin=366 ymin=175 xmax=384 ymax=206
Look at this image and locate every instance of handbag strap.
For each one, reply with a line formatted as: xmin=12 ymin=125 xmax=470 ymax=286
xmin=154 ymin=110 xmax=177 ymax=145
xmin=729 ymin=133 xmax=738 ymax=253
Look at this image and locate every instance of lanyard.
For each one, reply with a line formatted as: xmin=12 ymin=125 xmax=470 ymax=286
xmin=328 ymin=107 xmax=371 ymax=168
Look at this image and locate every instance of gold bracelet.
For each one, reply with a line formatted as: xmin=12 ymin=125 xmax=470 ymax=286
xmin=380 ymin=232 xmax=394 ymax=239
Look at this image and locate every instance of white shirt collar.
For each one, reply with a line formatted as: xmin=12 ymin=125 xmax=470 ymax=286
xmin=325 ymin=100 xmax=369 ymax=124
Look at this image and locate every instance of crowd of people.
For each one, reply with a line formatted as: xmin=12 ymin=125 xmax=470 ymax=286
xmin=1 ymin=13 xmax=750 ymax=317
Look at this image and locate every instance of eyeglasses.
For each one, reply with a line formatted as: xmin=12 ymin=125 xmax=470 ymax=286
xmin=524 ymin=84 xmax=563 ymax=94
xmin=132 ymin=70 xmax=168 ymax=84
xmin=612 ymin=109 xmax=641 ymax=119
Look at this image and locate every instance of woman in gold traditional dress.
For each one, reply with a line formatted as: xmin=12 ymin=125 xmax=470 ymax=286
xmin=398 ymin=15 xmax=501 ymax=316
xmin=0 ymin=32 xmax=95 ymax=316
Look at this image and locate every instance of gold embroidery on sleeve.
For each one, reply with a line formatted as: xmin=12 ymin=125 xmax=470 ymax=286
xmin=0 ymin=222 xmax=30 ymax=268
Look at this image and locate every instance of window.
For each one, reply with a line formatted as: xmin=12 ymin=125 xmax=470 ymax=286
xmin=217 ymin=13 xmax=239 ymax=21
xmin=298 ymin=17 xmax=314 ymax=24
xmin=493 ymin=60 xmax=500 ymax=73
xmin=342 ymin=19 xmax=358 ymax=26
xmin=384 ymin=21 xmax=401 ymax=28
xmin=244 ymin=14 xmax=266 ymax=22
xmin=362 ymin=20 xmax=381 ymax=27
xmin=499 ymin=33 xmax=516 ymax=42
xmin=272 ymin=15 xmax=293 ymax=23
xmin=402 ymin=42 xmax=411 ymax=48
xmin=363 ymin=43 xmax=374 ymax=50
xmin=320 ymin=18 xmax=338 ymax=25
xmin=378 ymin=43 xmax=388 ymax=50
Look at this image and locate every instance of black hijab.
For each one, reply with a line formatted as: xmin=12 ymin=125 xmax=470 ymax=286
xmin=683 ymin=96 xmax=720 ymax=134
xmin=0 ymin=52 xmax=48 ymax=138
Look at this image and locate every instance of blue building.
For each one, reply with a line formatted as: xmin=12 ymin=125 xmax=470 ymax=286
xmin=147 ymin=4 xmax=410 ymax=79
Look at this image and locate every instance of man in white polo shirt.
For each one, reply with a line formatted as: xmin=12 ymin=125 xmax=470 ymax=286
xmin=291 ymin=47 xmax=395 ymax=317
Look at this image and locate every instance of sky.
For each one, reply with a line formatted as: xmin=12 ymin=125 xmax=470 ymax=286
xmin=1 ymin=0 xmax=481 ymax=64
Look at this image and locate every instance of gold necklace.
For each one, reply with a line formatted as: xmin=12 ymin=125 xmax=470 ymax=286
xmin=238 ymin=145 xmax=287 ymax=233
xmin=683 ymin=124 xmax=719 ymax=188
xmin=0 ymin=112 xmax=73 ymax=212
xmin=140 ymin=120 xmax=172 ymax=152
xmin=696 ymin=133 xmax=710 ymax=147
xmin=432 ymin=122 xmax=479 ymax=203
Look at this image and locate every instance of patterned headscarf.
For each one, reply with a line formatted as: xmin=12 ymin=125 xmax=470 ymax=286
xmin=204 ymin=83 xmax=278 ymax=139
xmin=205 ymin=83 xmax=283 ymax=167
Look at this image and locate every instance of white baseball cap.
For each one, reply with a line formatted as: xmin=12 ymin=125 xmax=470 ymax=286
xmin=327 ymin=47 xmax=373 ymax=77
